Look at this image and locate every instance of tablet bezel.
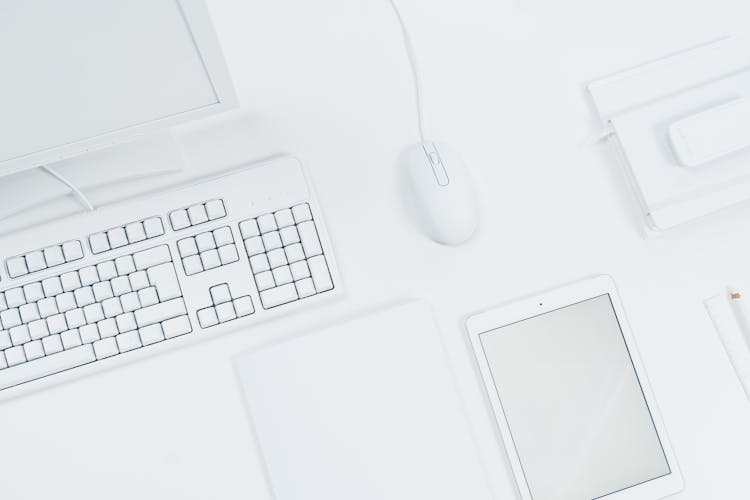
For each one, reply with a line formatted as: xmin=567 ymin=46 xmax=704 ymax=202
xmin=466 ymin=275 xmax=683 ymax=500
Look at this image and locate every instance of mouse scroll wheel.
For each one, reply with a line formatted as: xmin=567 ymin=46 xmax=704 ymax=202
xmin=430 ymin=155 xmax=449 ymax=186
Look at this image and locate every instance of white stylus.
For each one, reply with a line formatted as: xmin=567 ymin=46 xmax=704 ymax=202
xmin=727 ymin=287 xmax=750 ymax=348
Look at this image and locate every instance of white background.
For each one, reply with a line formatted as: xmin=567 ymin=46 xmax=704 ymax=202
xmin=2 ymin=0 xmax=750 ymax=498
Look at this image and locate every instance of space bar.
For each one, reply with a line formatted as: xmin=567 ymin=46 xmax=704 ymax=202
xmin=0 ymin=346 xmax=96 ymax=391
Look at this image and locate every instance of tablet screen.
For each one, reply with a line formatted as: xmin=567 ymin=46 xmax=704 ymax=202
xmin=479 ymin=294 xmax=670 ymax=500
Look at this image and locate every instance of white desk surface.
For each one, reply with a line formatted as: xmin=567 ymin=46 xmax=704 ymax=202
xmin=2 ymin=0 xmax=750 ymax=498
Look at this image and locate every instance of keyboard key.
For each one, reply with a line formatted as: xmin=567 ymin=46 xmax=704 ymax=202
xmin=255 ymin=271 xmax=275 ymax=291
xmin=280 ymin=226 xmax=300 ymax=246
xmin=97 ymin=261 xmax=117 ymax=280
xmin=97 ymin=318 xmax=118 ymax=339
xmin=292 ymin=203 xmax=312 ymax=223
xmin=183 ymin=255 xmax=203 ymax=275
xmin=233 ymin=296 xmax=254 ymax=317
xmin=201 ymin=249 xmax=221 ymax=270
xmin=308 ymin=255 xmax=334 ymax=292
xmin=138 ymin=287 xmax=159 ymax=307
xmin=0 ymin=294 xmax=7 ymax=311
xmin=178 ymin=238 xmax=198 ymax=258
xmin=213 ymin=227 xmax=233 ymax=246
xmin=89 ymin=233 xmax=110 ymax=254
xmin=83 ymin=303 xmax=105 ymax=324
xmin=249 ymin=254 xmax=270 ymax=273
xmin=116 ymin=330 xmax=142 ymax=352
xmin=147 ymin=263 xmax=181 ymax=301
xmin=116 ymin=313 xmax=137 ymax=333
xmin=93 ymin=338 xmax=119 ymax=359
xmin=218 ymin=245 xmax=239 ymax=265
xmin=272 ymin=266 xmax=293 ymax=285
xmin=284 ymin=243 xmax=305 ymax=263
xmin=93 ymin=281 xmax=114 ymax=302
xmin=216 ymin=302 xmax=236 ymax=323
xmin=138 ymin=324 xmax=164 ymax=346
xmin=4 ymin=346 xmax=26 ymax=367
xmin=1 ymin=308 xmax=22 ymax=328
xmin=188 ymin=204 xmax=209 ymax=225
xmin=44 ymin=245 xmax=66 ymax=266
xmin=61 ymin=272 xmax=81 ymax=292
xmin=134 ymin=298 xmax=186 ymax=328
xmin=274 ymin=208 xmax=295 ymax=228
xmin=197 ymin=307 xmax=218 ymax=328
xmin=19 ymin=303 xmax=40 ymax=323
xmin=61 ymin=329 xmax=82 ymax=349
xmin=257 ymin=214 xmax=277 ymax=233
xmin=111 ymin=276 xmax=132 ymax=296
xmin=143 ymin=217 xmax=164 ymax=238
xmin=298 ymin=221 xmax=322 ymax=257
xmin=56 ymin=292 xmax=77 ymax=313
xmin=210 ymin=284 xmax=231 ymax=305
xmin=125 ymin=222 xmax=146 ymax=243
xmin=121 ymin=292 xmax=141 ymax=313
xmin=0 ymin=345 xmax=95 ymax=389
xmin=115 ymin=255 xmax=136 ymax=276
xmin=79 ymin=324 xmax=100 ymax=344
xmin=107 ymin=228 xmax=128 ymax=249
xmin=79 ymin=266 xmax=99 ymax=286
xmin=6 ymin=288 xmax=25 ymax=308
xmin=24 ymin=340 xmax=44 ymax=361
xmin=42 ymin=334 xmax=63 ymax=355
xmin=38 ymin=298 xmax=59 ymax=318
xmin=10 ymin=325 xmax=31 ymax=345
xmin=62 ymin=241 xmax=84 ymax=261
xmin=170 ymin=209 xmax=190 ymax=230
xmin=129 ymin=271 xmax=149 ymax=291
xmin=262 ymin=231 xmax=282 ymax=250
xmin=133 ymin=245 xmax=171 ymax=270
xmin=102 ymin=298 xmax=123 ymax=319
xmin=65 ymin=308 xmax=86 ymax=328
xmin=0 ymin=352 xmax=5 ymax=370
xmin=296 ymin=278 xmax=316 ymax=298
xmin=47 ymin=314 xmax=68 ymax=335
xmin=267 ymin=248 xmax=287 ymax=269
xmin=74 ymin=287 xmax=95 ymax=307
xmin=26 ymin=251 xmax=46 ymax=273
xmin=196 ymin=232 xmax=216 ymax=252
xmin=244 ymin=237 xmax=265 ymax=257
xmin=7 ymin=257 xmax=29 ymax=278
xmin=163 ymin=315 xmax=191 ymax=339
xmin=42 ymin=277 xmax=63 ymax=297
xmin=290 ymin=261 xmax=310 ymax=280
xmin=260 ymin=283 xmax=298 ymax=308
xmin=0 ymin=330 xmax=11 ymax=350
xmin=205 ymin=199 xmax=226 ymax=220
xmin=28 ymin=319 xmax=49 ymax=340
xmin=239 ymin=219 xmax=260 ymax=238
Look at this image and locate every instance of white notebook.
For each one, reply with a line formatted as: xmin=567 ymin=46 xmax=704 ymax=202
xmin=235 ymin=301 xmax=493 ymax=500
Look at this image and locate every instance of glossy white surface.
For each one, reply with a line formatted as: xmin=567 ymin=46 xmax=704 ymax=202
xmin=1 ymin=0 xmax=750 ymax=498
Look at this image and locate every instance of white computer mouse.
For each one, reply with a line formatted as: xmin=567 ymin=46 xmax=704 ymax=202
xmin=403 ymin=141 xmax=478 ymax=245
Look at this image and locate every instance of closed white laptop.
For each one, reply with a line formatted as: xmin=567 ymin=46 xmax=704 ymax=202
xmin=235 ymin=301 xmax=493 ymax=500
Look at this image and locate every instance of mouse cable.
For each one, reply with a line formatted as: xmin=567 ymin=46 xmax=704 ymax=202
xmin=41 ymin=165 xmax=95 ymax=212
xmin=387 ymin=0 xmax=426 ymax=144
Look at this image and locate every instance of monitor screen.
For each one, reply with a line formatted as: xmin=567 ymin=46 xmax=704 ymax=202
xmin=478 ymin=294 xmax=670 ymax=500
xmin=0 ymin=0 xmax=233 ymax=176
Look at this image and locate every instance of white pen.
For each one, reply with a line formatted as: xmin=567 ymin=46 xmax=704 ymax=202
xmin=727 ymin=286 xmax=750 ymax=348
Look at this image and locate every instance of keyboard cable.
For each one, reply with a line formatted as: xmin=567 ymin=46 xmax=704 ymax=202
xmin=387 ymin=0 xmax=426 ymax=144
xmin=41 ymin=165 xmax=96 ymax=211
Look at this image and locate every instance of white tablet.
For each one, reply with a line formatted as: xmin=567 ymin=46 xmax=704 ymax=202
xmin=467 ymin=275 xmax=683 ymax=500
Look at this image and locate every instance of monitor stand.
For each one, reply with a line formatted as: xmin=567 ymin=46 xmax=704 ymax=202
xmin=0 ymin=131 xmax=184 ymax=226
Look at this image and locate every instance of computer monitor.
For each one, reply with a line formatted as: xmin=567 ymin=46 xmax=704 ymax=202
xmin=0 ymin=0 xmax=237 ymax=178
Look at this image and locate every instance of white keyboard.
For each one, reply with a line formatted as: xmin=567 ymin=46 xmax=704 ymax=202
xmin=0 ymin=157 xmax=340 ymax=400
